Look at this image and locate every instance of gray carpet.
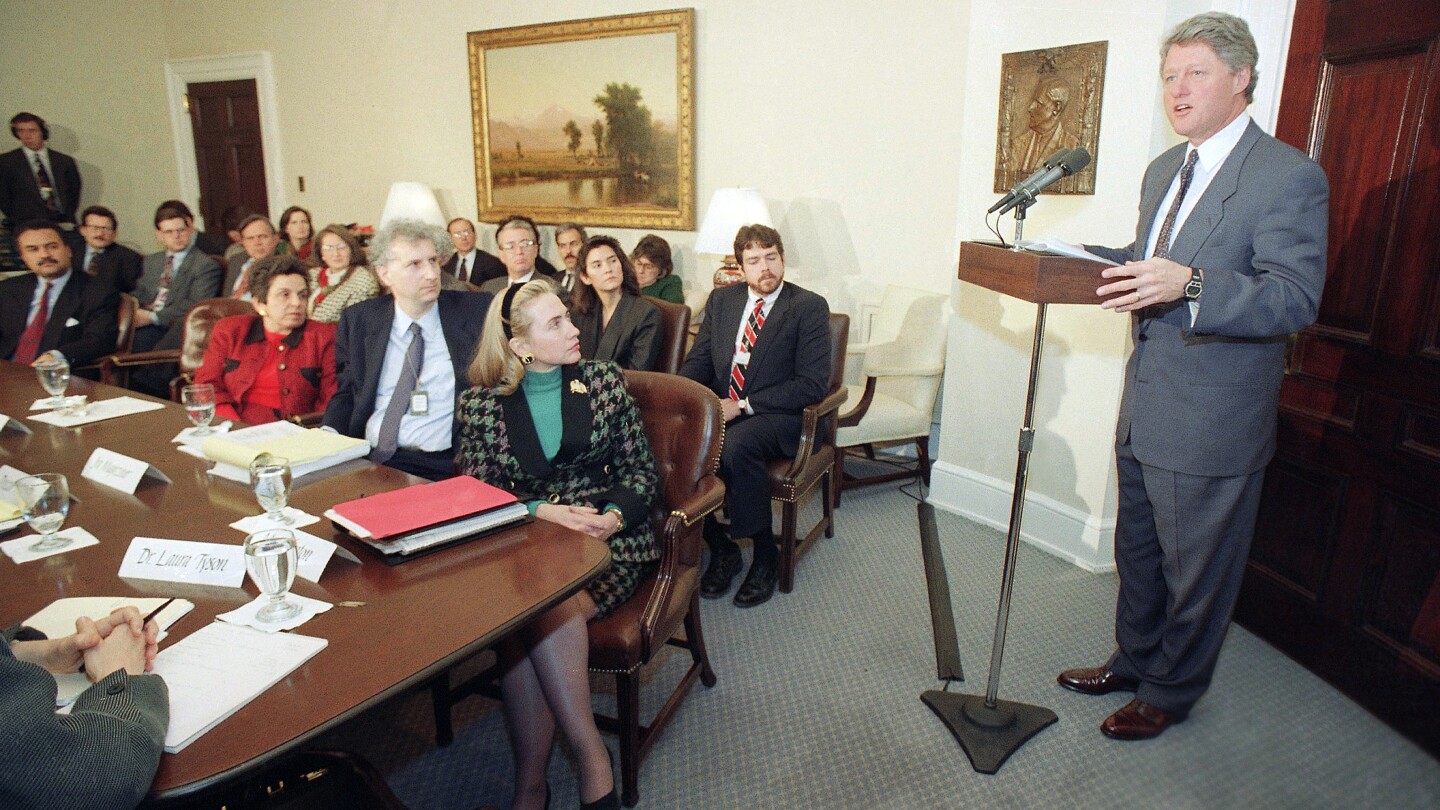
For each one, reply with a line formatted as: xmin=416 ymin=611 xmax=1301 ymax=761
xmin=317 ymin=480 xmax=1440 ymax=809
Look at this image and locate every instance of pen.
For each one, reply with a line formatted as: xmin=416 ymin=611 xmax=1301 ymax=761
xmin=142 ymin=597 xmax=176 ymax=626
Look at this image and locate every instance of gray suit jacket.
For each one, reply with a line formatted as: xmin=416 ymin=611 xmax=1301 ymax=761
xmin=573 ymin=293 xmax=662 ymax=371
xmin=1 ymin=628 xmax=168 ymax=810
xmin=136 ymin=249 xmax=222 ymax=333
xmin=1088 ymin=120 xmax=1328 ymax=477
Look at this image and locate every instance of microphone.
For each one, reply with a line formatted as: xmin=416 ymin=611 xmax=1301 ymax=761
xmin=991 ymin=147 xmax=1092 ymax=216
xmin=988 ymin=149 xmax=1073 ymax=214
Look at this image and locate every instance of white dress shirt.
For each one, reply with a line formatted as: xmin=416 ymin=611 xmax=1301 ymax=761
xmin=365 ymin=302 xmax=456 ymax=452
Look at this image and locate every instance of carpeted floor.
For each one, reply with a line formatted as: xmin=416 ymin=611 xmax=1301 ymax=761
xmin=316 ymin=480 xmax=1440 ymax=809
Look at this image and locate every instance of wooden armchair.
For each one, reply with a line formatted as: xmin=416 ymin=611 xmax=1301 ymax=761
xmin=769 ymin=313 xmax=850 ymax=593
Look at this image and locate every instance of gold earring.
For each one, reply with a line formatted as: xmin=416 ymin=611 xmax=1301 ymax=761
xmin=521 ymin=353 xmax=534 ymax=365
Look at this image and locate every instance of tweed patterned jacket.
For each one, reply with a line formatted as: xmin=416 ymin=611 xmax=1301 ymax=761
xmin=1 ymin=626 xmax=168 ymax=809
xmin=456 ymin=360 xmax=660 ymax=564
xmin=307 ymin=265 xmax=380 ymax=324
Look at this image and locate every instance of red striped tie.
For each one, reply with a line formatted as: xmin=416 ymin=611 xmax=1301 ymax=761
xmin=728 ymin=298 xmax=766 ymax=401
xmin=13 ymin=281 xmax=52 ymax=364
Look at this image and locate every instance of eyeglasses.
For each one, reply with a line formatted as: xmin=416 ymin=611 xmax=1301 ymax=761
xmin=449 ymin=229 xmax=474 ymax=238
xmin=320 ymin=244 xmax=350 ymax=253
xmin=499 ymin=240 xmax=536 ymax=252
xmin=158 ymin=227 xmax=189 ymax=237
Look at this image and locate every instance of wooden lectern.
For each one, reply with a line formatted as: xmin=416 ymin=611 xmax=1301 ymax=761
xmin=922 ymin=240 xmax=1112 ymax=773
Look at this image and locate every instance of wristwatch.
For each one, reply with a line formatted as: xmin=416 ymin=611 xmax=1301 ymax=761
xmin=736 ymin=398 xmax=750 ymax=414
xmin=1183 ymin=267 xmax=1204 ymax=300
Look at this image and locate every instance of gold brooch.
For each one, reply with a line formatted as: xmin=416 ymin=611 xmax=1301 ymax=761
xmin=569 ymin=380 xmax=588 ymax=395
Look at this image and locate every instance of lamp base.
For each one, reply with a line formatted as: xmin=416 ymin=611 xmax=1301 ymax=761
xmin=921 ymin=690 xmax=1057 ymax=774
xmin=712 ymin=255 xmax=745 ymax=287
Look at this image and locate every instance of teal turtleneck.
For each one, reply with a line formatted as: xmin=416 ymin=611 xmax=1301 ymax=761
xmin=521 ymin=366 xmax=563 ymax=460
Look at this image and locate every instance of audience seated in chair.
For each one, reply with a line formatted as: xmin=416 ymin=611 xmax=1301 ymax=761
xmin=2 ymin=219 xmax=119 ymax=370
xmin=571 ymin=235 xmax=663 ymax=372
xmin=223 ymin=214 xmax=280 ymax=301
xmin=277 ymin=205 xmax=314 ymax=262
xmin=455 ymin=279 xmax=655 ymax=810
xmin=193 ymin=255 xmax=337 ymax=426
xmin=129 ymin=204 xmax=222 ymax=396
xmin=679 ymin=224 xmax=832 ymax=609
xmin=307 ymin=224 xmax=380 ymax=324
xmin=476 ymin=215 xmax=560 ymax=295
xmin=631 ymin=233 xmax=685 ymax=305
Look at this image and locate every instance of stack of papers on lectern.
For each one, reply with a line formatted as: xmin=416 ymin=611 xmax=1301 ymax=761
xmin=152 ymin=622 xmax=327 ymax=752
xmin=325 ymin=476 xmax=527 ymax=557
xmin=1015 ymin=237 xmax=1119 ymax=265
xmin=182 ymin=421 xmax=370 ymax=482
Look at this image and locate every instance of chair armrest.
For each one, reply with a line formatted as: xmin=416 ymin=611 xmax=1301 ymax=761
xmin=98 ymin=349 xmax=181 ymax=386
xmin=288 ymin=411 xmax=325 ymax=428
xmin=639 ymin=474 xmax=726 ymax=657
xmin=779 ymin=385 xmax=849 ymax=480
xmin=838 ymin=376 xmax=879 ymax=427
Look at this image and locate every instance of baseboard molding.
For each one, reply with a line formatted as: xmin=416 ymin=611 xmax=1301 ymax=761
xmin=926 ymin=461 xmax=1115 ymax=573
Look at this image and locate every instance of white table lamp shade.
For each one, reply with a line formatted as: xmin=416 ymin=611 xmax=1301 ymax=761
xmin=694 ymin=188 xmax=771 ymax=255
xmin=379 ymin=182 xmax=445 ymax=228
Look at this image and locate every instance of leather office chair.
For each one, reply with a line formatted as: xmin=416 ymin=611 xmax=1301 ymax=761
xmin=769 ymin=312 xmax=849 ymax=593
xmin=430 ymin=371 xmax=724 ymax=808
xmin=835 ymin=286 xmax=948 ymax=504
xmin=99 ymin=297 xmax=252 ymax=397
xmin=642 ymin=294 xmax=691 ymax=375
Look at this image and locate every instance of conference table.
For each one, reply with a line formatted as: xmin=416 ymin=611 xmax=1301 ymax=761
xmin=0 ymin=361 xmax=610 ymax=803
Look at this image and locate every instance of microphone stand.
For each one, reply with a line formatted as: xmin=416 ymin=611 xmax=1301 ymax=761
xmin=1009 ymin=196 xmax=1031 ymax=251
xmin=922 ymin=194 xmax=1057 ymax=772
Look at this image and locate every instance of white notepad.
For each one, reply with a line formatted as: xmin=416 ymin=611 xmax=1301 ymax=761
xmin=151 ymin=622 xmax=327 ymax=752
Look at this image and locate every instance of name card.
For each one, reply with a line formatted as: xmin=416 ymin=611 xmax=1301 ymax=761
xmin=82 ymin=448 xmax=172 ymax=494
xmin=292 ymin=529 xmax=340 ymax=583
xmin=0 ymin=414 xmax=33 ymax=435
xmin=119 ymin=537 xmax=245 ymax=587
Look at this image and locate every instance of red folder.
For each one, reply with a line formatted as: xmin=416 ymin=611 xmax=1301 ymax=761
xmin=328 ymin=476 xmax=518 ymax=541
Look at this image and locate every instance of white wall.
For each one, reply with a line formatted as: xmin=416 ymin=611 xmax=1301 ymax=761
xmin=931 ymin=0 xmax=1295 ymax=571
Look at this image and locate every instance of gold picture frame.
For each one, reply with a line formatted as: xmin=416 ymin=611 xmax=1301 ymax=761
xmin=467 ymin=9 xmax=696 ymax=230
xmin=994 ymin=40 xmax=1107 ymax=197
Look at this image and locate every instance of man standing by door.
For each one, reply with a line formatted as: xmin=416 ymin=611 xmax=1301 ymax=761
xmin=0 ymin=113 xmax=82 ymax=254
xmin=1059 ymin=12 xmax=1329 ymax=740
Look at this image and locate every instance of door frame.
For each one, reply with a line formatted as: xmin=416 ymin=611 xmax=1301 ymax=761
xmin=163 ymin=52 xmax=285 ymax=231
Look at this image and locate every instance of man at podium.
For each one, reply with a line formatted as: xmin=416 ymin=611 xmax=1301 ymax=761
xmin=1057 ymin=12 xmax=1329 ymax=740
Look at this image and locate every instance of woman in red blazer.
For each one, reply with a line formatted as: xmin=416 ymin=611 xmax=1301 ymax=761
xmin=193 ymin=255 xmax=337 ymax=425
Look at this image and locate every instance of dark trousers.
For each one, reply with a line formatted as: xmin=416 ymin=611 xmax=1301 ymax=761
xmin=719 ymin=412 xmax=800 ymax=556
xmin=382 ymin=447 xmax=456 ymax=481
xmin=1106 ymin=439 xmax=1266 ymax=715
xmin=128 ymin=323 xmax=177 ymax=398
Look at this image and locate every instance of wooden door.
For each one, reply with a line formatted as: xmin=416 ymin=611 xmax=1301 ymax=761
xmin=1237 ymin=0 xmax=1440 ymax=755
xmin=187 ymin=79 xmax=268 ymax=228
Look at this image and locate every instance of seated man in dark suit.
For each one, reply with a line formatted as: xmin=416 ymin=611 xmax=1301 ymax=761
xmin=223 ymin=214 xmax=279 ymax=301
xmin=1 ymin=220 xmax=118 ymax=368
xmin=679 ymin=224 xmax=831 ymax=607
xmin=441 ymin=217 xmax=504 ymax=286
xmin=476 ymin=215 xmax=560 ymax=294
xmin=73 ymin=206 xmax=143 ymax=293
xmin=324 ymin=219 xmax=492 ymax=480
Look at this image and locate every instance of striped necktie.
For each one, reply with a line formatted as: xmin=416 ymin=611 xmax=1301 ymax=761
xmin=728 ymin=297 xmax=766 ymax=401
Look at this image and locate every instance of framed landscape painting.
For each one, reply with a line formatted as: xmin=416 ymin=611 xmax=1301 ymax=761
xmin=468 ymin=9 xmax=696 ymax=230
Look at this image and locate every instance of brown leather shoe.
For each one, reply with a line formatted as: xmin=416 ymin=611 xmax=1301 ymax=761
xmin=1057 ymin=666 xmax=1140 ymax=695
xmin=1100 ymin=699 xmax=1180 ymax=740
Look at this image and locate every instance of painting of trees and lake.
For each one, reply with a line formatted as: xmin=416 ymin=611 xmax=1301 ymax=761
xmin=468 ymin=10 xmax=696 ymax=229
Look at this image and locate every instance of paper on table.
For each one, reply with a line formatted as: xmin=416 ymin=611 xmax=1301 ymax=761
xmin=1 ymin=527 xmax=100 ymax=563
xmin=216 ymin=592 xmax=332 ymax=632
xmin=29 ymin=396 xmax=165 ymax=427
xmin=1015 ymin=237 xmax=1119 ymax=266
xmin=150 ymin=622 xmax=328 ymax=752
xmin=229 ymin=509 xmax=321 ymax=532
xmin=0 ymin=465 xmax=27 ymax=532
xmin=200 ymin=422 xmax=368 ymax=467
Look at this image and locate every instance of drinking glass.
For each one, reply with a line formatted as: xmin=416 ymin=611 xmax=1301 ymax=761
xmin=249 ymin=455 xmax=293 ymax=525
xmin=14 ymin=473 xmax=70 ymax=552
xmin=181 ymin=383 xmax=217 ymax=436
xmin=244 ymin=528 xmax=301 ymax=622
xmin=34 ymin=355 xmax=70 ymax=408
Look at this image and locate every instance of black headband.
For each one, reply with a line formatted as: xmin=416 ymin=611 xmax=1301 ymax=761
xmin=500 ymin=283 xmax=524 ymax=339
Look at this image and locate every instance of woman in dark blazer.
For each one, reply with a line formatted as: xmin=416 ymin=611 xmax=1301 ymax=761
xmin=456 ymin=278 xmax=657 ymax=810
xmin=570 ymin=235 xmax=662 ymax=371
xmin=193 ymin=255 xmax=337 ymax=425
